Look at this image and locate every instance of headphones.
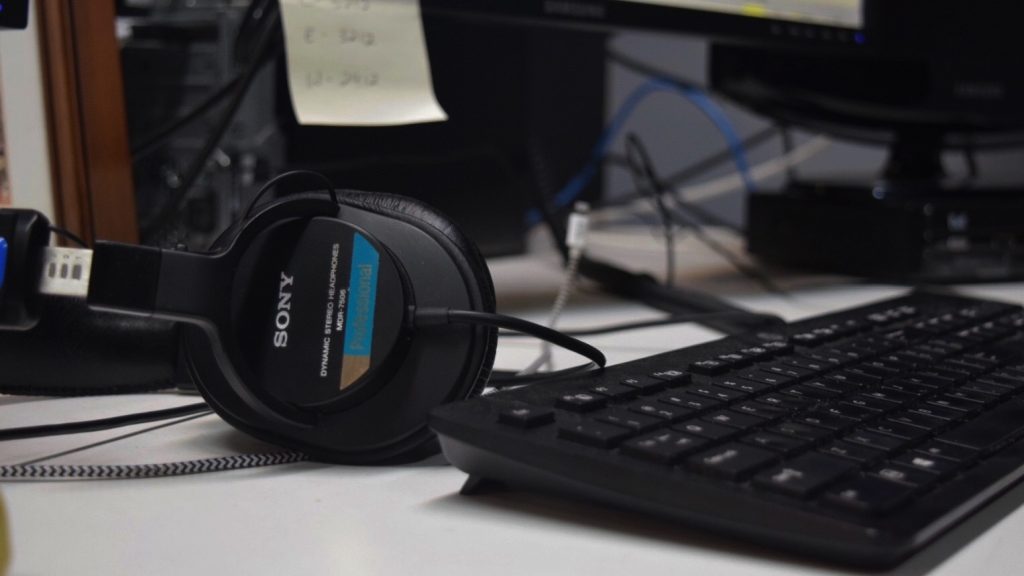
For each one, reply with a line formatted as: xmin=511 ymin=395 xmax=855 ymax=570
xmin=0 ymin=181 xmax=604 ymax=464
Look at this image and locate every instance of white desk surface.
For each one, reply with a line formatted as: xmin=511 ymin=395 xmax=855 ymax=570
xmin=2 ymin=230 xmax=1024 ymax=575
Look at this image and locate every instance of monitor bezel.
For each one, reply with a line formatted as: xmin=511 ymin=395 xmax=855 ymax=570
xmin=421 ymin=0 xmax=868 ymax=50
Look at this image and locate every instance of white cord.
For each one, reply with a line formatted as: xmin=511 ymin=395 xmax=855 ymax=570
xmin=518 ymin=203 xmax=591 ymax=376
xmin=596 ymin=135 xmax=832 ymax=225
xmin=677 ymin=135 xmax=832 ymax=203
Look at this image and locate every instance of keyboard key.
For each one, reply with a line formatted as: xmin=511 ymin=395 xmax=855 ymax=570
xmin=843 ymin=430 xmax=906 ymax=453
xmin=690 ymin=385 xmax=748 ymax=403
xmin=597 ymin=408 xmax=663 ymax=433
xmin=769 ymin=421 xmax=834 ymax=442
xmin=688 ymin=443 xmax=777 ymax=480
xmin=782 ymin=384 xmax=840 ymax=401
xmin=556 ymin=392 xmax=607 ymax=412
xmin=657 ymin=392 xmax=721 ymax=413
xmin=650 ymin=369 xmax=692 ymax=385
xmin=715 ymin=353 xmax=751 ymax=369
xmin=927 ymin=395 xmax=984 ymax=415
xmin=741 ymin=431 xmax=809 ymax=455
xmin=559 ymin=420 xmax=633 ymax=448
xmin=845 ymin=394 xmax=900 ymax=413
xmin=738 ymin=370 xmax=793 ymax=387
xmin=588 ymin=383 xmax=639 ymax=400
xmin=892 ymin=452 xmax=959 ymax=478
xmin=784 ymin=356 xmax=832 ymax=373
xmin=732 ymin=401 xmax=791 ymax=420
xmin=819 ymin=441 xmax=885 ymax=464
xmin=864 ymin=387 xmax=918 ymax=404
xmin=823 ymin=475 xmax=915 ymax=515
xmin=715 ymin=377 xmax=771 ymax=395
xmin=959 ymin=381 xmax=1013 ymax=400
xmin=805 ymin=378 xmax=857 ymax=395
xmin=757 ymin=393 xmax=812 ymax=411
xmin=672 ymin=419 xmax=738 ymax=441
xmin=620 ymin=376 xmax=668 ymax=395
xmin=498 ymin=405 xmax=555 ymax=429
xmin=796 ymin=410 xmax=858 ymax=432
xmin=763 ymin=363 xmax=815 ymax=380
xmin=753 ymin=453 xmax=855 ymax=498
xmin=827 ymin=370 xmax=875 ymax=388
xmin=704 ymin=410 xmax=765 ymax=430
xmin=621 ymin=431 xmax=707 ymax=464
xmin=944 ymin=388 xmax=999 ymax=407
xmin=871 ymin=464 xmax=938 ymax=489
xmin=822 ymin=403 xmax=877 ymax=421
xmin=915 ymin=441 xmax=979 ymax=464
xmin=761 ymin=340 xmax=794 ymax=355
xmin=936 ymin=400 xmax=1024 ymax=451
xmin=909 ymin=404 xmax=964 ymax=422
xmin=738 ymin=346 xmax=772 ymax=361
xmin=867 ymin=420 xmax=932 ymax=442
xmin=628 ymin=399 xmax=690 ymax=422
xmin=689 ymin=359 xmax=729 ymax=375
xmin=886 ymin=410 xmax=947 ymax=432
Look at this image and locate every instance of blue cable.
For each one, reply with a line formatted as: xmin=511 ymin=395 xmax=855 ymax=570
xmin=529 ymin=77 xmax=755 ymax=226
xmin=0 ymin=237 xmax=7 ymax=290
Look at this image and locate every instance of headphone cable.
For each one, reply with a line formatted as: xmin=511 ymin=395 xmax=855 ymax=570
xmin=0 ymin=402 xmax=211 ymax=442
xmin=412 ymin=308 xmax=607 ymax=371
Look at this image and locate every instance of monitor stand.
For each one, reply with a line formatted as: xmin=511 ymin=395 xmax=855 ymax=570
xmin=746 ymin=135 xmax=1024 ymax=283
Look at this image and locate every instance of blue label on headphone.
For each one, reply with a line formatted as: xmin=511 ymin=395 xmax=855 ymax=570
xmin=340 ymin=233 xmax=379 ymax=389
xmin=0 ymin=237 xmax=8 ymax=291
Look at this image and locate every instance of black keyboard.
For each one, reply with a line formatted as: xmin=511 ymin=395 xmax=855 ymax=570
xmin=430 ymin=291 xmax=1024 ymax=568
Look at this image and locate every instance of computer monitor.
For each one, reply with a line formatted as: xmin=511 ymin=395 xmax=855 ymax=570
xmin=424 ymin=1 xmax=1024 ymax=282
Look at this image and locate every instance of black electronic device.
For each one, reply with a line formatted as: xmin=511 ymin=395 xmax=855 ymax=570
xmin=431 ymin=290 xmax=1024 ymax=568
xmin=425 ymin=1 xmax=1024 ymax=282
xmin=0 ymin=0 xmax=29 ymax=30
xmin=0 ymin=183 xmax=606 ymax=463
xmin=707 ymin=3 xmax=1024 ymax=281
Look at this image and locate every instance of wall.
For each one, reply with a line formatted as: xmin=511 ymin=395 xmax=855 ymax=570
xmin=0 ymin=8 xmax=54 ymax=218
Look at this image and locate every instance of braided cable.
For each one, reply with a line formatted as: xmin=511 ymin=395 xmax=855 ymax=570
xmin=0 ymin=452 xmax=308 ymax=480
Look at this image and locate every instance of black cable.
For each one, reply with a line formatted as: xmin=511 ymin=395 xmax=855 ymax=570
xmin=140 ymin=8 xmax=282 ymax=243
xmin=233 ymin=0 xmax=275 ymax=64
xmin=243 ymin=170 xmax=340 ymax=219
xmin=965 ymin=143 xmax=980 ymax=180
xmin=606 ymin=47 xmax=702 ymax=91
xmin=131 ymin=0 xmax=279 ymax=161
xmin=48 ymin=225 xmax=88 ymax=248
xmin=414 ymin=308 xmax=607 ymax=369
xmin=131 ymin=75 xmax=243 ymax=161
xmin=499 ymin=310 xmax=783 ymax=339
xmin=0 ymin=402 xmax=211 ymax=441
xmin=486 ymin=363 xmax=603 ymax=389
xmin=577 ymin=257 xmax=774 ymax=335
xmin=622 ymin=132 xmax=788 ymax=297
xmin=669 ymin=201 xmax=787 ymax=296
xmin=624 ymin=133 xmax=677 ymax=288
xmin=602 ymin=125 xmax=778 ymax=210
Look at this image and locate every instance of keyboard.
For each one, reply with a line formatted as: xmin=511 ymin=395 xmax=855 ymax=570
xmin=430 ymin=291 xmax=1024 ymax=568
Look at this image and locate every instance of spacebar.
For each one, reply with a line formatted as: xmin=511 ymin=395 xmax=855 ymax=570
xmin=938 ymin=400 xmax=1024 ymax=451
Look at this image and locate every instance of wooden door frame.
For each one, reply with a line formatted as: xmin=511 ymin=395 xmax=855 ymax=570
xmin=37 ymin=0 xmax=138 ymax=244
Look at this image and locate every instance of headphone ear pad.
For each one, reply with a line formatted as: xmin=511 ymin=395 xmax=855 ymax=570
xmin=335 ymin=190 xmax=498 ymax=397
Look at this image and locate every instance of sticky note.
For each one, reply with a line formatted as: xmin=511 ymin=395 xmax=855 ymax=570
xmin=280 ymin=0 xmax=448 ymax=126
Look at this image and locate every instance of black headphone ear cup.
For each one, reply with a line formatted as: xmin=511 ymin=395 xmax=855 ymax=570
xmin=334 ymin=191 xmax=498 ymax=398
xmin=177 ymin=190 xmax=498 ymax=462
